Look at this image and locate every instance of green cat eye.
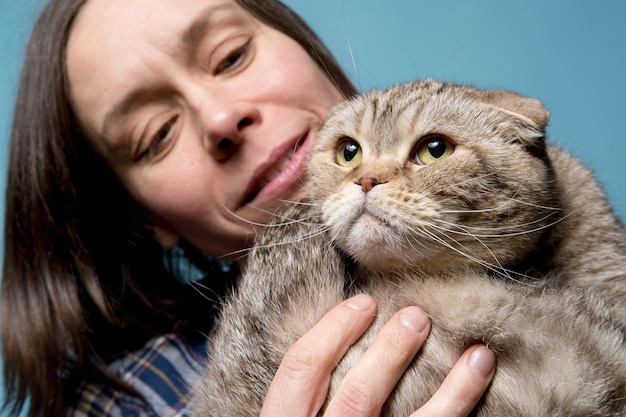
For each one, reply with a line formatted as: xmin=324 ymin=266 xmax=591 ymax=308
xmin=414 ymin=136 xmax=455 ymax=165
xmin=336 ymin=138 xmax=363 ymax=167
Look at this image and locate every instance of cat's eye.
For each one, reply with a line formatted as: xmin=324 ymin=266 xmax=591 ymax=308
xmin=413 ymin=136 xmax=455 ymax=165
xmin=336 ymin=138 xmax=363 ymax=168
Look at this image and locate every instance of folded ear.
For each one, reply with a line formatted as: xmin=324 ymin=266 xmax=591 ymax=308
xmin=478 ymin=89 xmax=550 ymax=130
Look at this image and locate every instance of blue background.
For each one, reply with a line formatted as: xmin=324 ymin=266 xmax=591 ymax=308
xmin=1 ymin=1 xmax=625 ymax=415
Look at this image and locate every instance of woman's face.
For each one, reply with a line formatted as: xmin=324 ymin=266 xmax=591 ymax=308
xmin=66 ymin=0 xmax=344 ymax=258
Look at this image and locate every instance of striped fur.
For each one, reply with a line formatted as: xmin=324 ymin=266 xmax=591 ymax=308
xmin=193 ymin=80 xmax=626 ymax=416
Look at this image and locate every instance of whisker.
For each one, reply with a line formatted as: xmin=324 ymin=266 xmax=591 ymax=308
xmin=300 ymin=29 xmax=352 ymax=100
xmin=251 ymin=225 xmax=331 ymax=252
xmin=437 ymin=173 xmax=497 ymax=194
xmin=217 ymin=247 xmax=254 ymax=263
xmin=440 ymin=200 xmax=562 ymax=216
xmin=418 ymin=224 xmax=541 ymax=287
xmin=424 ymin=223 xmax=510 ymax=273
xmin=188 ymin=280 xmax=225 ymax=304
xmin=432 ymin=211 xmax=568 ymax=239
xmin=219 ymin=201 xmax=318 ymax=229
xmin=218 ymin=223 xmax=329 ymax=261
xmin=345 ymin=38 xmax=362 ymax=93
xmin=278 ymin=199 xmax=322 ymax=207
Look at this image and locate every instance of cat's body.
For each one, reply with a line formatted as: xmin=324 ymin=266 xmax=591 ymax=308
xmin=192 ymin=80 xmax=626 ymax=416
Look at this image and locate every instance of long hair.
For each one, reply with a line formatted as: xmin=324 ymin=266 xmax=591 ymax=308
xmin=1 ymin=1 xmax=355 ymax=416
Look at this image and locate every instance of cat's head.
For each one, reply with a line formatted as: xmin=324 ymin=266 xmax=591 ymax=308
xmin=307 ymin=79 xmax=559 ymax=273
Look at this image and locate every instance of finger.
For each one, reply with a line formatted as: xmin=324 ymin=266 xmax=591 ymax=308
xmin=324 ymin=306 xmax=431 ymax=417
xmin=410 ymin=345 xmax=496 ymax=417
xmin=260 ymin=294 xmax=378 ymax=417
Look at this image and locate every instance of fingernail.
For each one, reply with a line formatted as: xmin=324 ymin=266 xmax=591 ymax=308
xmin=469 ymin=346 xmax=496 ymax=376
xmin=400 ymin=307 xmax=429 ymax=333
xmin=346 ymin=294 xmax=374 ymax=311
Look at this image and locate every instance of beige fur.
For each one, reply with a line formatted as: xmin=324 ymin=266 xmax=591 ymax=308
xmin=192 ymin=80 xmax=626 ymax=416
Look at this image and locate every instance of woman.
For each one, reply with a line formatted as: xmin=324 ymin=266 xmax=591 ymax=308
xmin=1 ymin=0 xmax=496 ymax=416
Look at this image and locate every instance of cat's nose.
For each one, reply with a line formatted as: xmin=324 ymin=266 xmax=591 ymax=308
xmin=360 ymin=177 xmax=382 ymax=193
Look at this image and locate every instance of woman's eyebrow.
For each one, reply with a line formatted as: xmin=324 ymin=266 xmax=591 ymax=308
xmin=183 ymin=10 xmax=212 ymax=51
xmin=183 ymin=3 xmax=236 ymax=51
xmin=102 ymin=86 xmax=151 ymax=140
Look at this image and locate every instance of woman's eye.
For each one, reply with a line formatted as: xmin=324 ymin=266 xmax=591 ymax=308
xmin=142 ymin=117 xmax=177 ymax=160
xmin=215 ymin=42 xmax=250 ymax=74
xmin=413 ymin=135 xmax=455 ymax=165
xmin=335 ymin=138 xmax=362 ymax=168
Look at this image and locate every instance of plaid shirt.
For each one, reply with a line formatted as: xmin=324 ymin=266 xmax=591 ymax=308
xmin=67 ymin=322 xmax=211 ymax=417
xmin=66 ymin=244 xmax=230 ymax=417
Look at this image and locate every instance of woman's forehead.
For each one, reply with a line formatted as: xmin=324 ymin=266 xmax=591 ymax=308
xmin=65 ymin=0 xmax=250 ymax=142
xmin=68 ymin=0 xmax=244 ymax=64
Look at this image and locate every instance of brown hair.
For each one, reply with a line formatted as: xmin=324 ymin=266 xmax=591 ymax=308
xmin=0 ymin=1 xmax=356 ymax=416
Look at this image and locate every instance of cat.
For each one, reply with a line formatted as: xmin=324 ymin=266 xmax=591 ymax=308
xmin=192 ymin=79 xmax=626 ymax=416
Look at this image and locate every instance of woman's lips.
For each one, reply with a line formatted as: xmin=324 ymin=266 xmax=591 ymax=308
xmin=243 ymin=131 xmax=312 ymax=205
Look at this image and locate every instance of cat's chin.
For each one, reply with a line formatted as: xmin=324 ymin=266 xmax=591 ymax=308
xmin=335 ymin=214 xmax=439 ymax=271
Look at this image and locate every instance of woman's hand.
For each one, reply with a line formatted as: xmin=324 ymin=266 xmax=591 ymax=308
xmin=260 ymin=294 xmax=496 ymax=417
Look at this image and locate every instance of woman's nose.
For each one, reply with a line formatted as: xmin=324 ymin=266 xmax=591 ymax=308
xmin=198 ymin=99 xmax=259 ymax=161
